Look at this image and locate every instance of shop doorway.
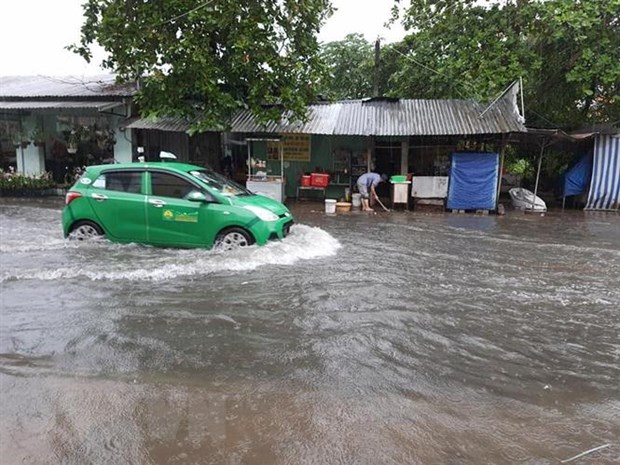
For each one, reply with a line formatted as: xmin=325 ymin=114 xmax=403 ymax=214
xmin=374 ymin=139 xmax=401 ymax=198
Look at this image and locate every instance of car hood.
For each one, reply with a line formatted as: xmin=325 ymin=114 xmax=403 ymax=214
xmin=228 ymin=194 xmax=290 ymax=216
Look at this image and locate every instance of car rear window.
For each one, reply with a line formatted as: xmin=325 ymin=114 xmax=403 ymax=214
xmin=93 ymin=171 xmax=142 ymax=193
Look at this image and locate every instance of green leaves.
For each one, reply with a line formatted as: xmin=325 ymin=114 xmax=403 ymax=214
xmin=0 ymin=171 xmax=56 ymax=191
xmin=72 ymin=0 xmax=618 ymax=129
xmin=389 ymin=0 xmax=620 ymax=126
xmin=318 ymin=34 xmax=375 ymax=100
xmin=71 ymin=0 xmax=333 ymax=132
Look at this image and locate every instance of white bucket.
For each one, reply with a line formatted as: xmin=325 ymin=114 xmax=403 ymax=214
xmin=351 ymin=193 xmax=362 ymax=209
xmin=325 ymin=198 xmax=337 ymax=214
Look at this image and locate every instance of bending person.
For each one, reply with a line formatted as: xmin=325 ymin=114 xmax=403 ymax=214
xmin=356 ymin=172 xmax=388 ymax=212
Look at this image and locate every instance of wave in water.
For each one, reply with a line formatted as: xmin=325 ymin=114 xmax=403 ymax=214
xmin=2 ymin=225 xmax=341 ymax=282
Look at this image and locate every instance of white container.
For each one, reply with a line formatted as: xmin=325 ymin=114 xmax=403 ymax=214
xmin=325 ymin=198 xmax=337 ymax=214
xmin=351 ymin=193 xmax=362 ymax=209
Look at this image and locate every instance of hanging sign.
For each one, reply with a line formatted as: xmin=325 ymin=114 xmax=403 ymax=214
xmin=267 ymin=134 xmax=311 ymax=162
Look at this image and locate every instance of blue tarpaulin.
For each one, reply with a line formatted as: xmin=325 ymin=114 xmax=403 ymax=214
xmin=447 ymin=152 xmax=499 ymax=210
xmin=563 ymin=152 xmax=592 ymax=197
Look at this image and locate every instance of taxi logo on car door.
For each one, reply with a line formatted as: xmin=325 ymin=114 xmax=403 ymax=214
xmin=174 ymin=212 xmax=198 ymax=223
xmin=162 ymin=209 xmax=198 ymax=223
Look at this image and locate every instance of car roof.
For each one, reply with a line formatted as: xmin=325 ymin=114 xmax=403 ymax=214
xmin=85 ymin=162 xmax=206 ymax=175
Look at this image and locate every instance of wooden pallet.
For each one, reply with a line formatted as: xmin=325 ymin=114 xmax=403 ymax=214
xmin=450 ymin=209 xmax=491 ymax=215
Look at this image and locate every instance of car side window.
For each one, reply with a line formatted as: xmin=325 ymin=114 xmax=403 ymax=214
xmin=93 ymin=171 xmax=142 ymax=194
xmin=151 ymin=171 xmax=198 ymax=199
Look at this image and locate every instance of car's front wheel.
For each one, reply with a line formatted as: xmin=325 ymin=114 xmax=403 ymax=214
xmin=214 ymin=227 xmax=254 ymax=251
xmin=68 ymin=221 xmax=104 ymax=241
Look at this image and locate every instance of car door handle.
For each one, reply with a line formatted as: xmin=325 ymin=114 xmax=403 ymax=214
xmin=149 ymin=199 xmax=166 ymax=208
xmin=91 ymin=193 xmax=108 ymax=201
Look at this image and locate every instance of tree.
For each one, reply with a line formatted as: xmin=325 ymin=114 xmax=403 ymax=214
xmin=390 ymin=0 xmax=620 ymax=127
xmin=318 ymin=34 xmax=374 ymax=100
xmin=71 ymin=0 xmax=333 ymax=133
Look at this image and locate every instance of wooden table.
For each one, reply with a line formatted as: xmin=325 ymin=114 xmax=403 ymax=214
xmin=296 ymin=186 xmax=326 ymax=200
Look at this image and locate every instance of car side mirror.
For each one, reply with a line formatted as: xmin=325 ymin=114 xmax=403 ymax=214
xmin=187 ymin=191 xmax=209 ymax=202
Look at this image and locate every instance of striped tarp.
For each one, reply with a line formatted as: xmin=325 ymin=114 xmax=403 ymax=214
xmin=585 ymin=135 xmax=620 ymax=211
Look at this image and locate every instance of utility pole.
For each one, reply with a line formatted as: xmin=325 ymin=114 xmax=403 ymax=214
xmin=373 ymin=39 xmax=380 ymax=97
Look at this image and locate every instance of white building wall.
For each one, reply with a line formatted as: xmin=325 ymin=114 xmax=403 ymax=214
xmin=114 ymin=123 xmax=133 ymax=163
xmin=15 ymin=114 xmax=46 ymax=176
xmin=15 ymin=144 xmax=46 ymax=175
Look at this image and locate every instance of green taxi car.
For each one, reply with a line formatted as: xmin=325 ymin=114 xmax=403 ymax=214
xmin=62 ymin=162 xmax=293 ymax=249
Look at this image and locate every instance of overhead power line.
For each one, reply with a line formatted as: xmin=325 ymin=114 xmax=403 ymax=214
xmin=390 ymin=47 xmax=472 ymax=100
xmin=154 ymin=0 xmax=216 ymax=27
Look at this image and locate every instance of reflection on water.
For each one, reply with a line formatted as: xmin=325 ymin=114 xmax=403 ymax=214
xmin=1 ymin=199 xmax=619 ymax=464
xmin=445 ymin=214 xmax=498 ymax=232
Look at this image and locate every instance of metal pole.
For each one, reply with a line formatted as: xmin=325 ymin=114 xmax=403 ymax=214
xmin=374 ymin=39 xmax=380 ymax=97
xmin=247 ymin=139 xmax=251 ymax=178
xmin=519 ymin=76 xmax=525 ymax=119
xmin=496 ymin=137 xmax=506 ymax=208
xmin=280 ymin=141 xmax=284 ymax=201
xmin=532 ymin=141 xmax=545 ymax=210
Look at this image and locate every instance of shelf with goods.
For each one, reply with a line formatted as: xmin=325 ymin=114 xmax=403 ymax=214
xmin=330 ymin=172 xmax=351 ymax=186
xmin=350 ymin=152 xmax=368 ymax=189
xmin=245 ymin=137 xmax=285 ymax=203
xmin=331 ymin=149 xmax=351 ymax=186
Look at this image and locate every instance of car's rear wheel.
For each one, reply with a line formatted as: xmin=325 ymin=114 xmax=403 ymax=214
xmin=69 ymin=221 xmax=104 ymax=241
xmin=214 ymin=227 xmax=254 ymax=251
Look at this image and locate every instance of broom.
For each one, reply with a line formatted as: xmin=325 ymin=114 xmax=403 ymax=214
xmin=374 ymin=194 xmax=391 ymax=212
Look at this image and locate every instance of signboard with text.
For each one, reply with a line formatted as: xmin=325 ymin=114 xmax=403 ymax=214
xmin=267 ymin=134 xmax=311 ymax=162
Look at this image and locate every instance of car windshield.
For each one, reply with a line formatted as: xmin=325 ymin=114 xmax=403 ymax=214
xmin=189 ymin=169 xmax=251 ymax=196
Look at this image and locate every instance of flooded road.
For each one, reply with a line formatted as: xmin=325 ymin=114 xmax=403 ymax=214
xmin=1 ymin=197 xmax=619 ymax=464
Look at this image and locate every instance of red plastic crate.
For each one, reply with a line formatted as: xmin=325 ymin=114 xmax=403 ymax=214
xmin=310 ymin=173 xmax=330 ymax=188
xmin=301 ymin=175 xmax=311 ymax=187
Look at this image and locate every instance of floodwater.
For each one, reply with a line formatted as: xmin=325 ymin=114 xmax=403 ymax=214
xmin=1 ymin=197 xmax=619 ymax=465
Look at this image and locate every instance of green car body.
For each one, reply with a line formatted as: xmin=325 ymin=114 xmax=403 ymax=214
xmin=62 ymin=162 xmax=293 ymax=248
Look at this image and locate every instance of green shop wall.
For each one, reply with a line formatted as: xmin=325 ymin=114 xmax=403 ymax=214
xmin=253 ymin=135 xmax=370 ymax=199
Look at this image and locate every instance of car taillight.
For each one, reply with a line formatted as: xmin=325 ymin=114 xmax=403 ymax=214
xmin=65 ymin=191 xmax=82 ymax=205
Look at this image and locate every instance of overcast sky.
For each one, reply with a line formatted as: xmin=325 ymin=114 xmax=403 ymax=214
xmin=0 ymin=0 xmax=406 ymax=77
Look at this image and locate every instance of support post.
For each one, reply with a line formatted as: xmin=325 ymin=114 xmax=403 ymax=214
xmin=280 ymin=141 xmax=283 ymax=179
xmin=496 ymin=138 xmax=506 ymax=208
xmin=400 ymin=140 xmax=408 ymax=175
xmin=247 ymin=140 xmax=251 ymax=179
xmin=532 ymin=141 xmax=545 ymax=210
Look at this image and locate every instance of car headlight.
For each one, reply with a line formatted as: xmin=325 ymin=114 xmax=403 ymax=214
xmin=243 ymin=205 xmax=279 ymax=222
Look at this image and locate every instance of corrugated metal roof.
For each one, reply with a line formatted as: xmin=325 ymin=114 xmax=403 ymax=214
xmin=124 ymin=117 xmax=192 ymax=132
xmin=1 ymin=75 xmax=525 ymax=136
xmin=229 ymin=102 xmax=344 ymax=135
xmin=571 ymin=123 xmax=620 ymax=136
xmin=125 ymin=102 xmax=344 ymax=134
xmin=124 ymin=94 xmax=526 ymax=136
xmin=0 ymin=75 xmax=136 ymax=98
xmin=228 ymin=98 xmax=526 ymax=136
xmin=0 ymin=101 xmax=125 ymax=110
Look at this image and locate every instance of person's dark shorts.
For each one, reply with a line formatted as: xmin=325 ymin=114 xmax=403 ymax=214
xmin=357 ymin=182 xmax=369 ymax=199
